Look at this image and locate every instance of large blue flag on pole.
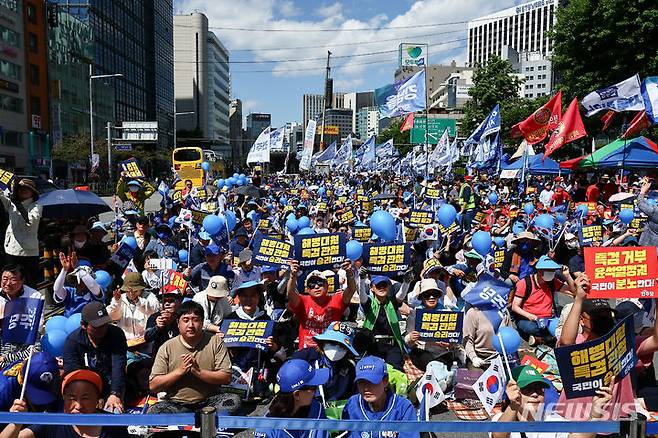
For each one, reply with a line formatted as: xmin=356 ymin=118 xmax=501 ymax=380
xmin=2 ymin=297 xmax=44 ymax=345
xmin=462 ymin=274 xmax=509 ymax=333
xmin=315 ymin=141 xmax=337 ymax=164
xmin=465 ymin=104 xmax=501 ymax=145
xmin=375 ymin=70 xmax=426 ymax=118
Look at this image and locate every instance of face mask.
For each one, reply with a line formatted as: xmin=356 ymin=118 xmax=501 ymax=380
xmin=566 ymin=240 xmax=579 ymax=250
xmin=518 ymin=242 xmax=532 ymax=253
xmin=323 ymin=343 xmax=347 ymax=362
xmin=74 ymin=240 xmax=86 ymax=249
xmin=541 ymin=271 xmax=556 ymax=282
xmin=129 ymin=186 xmax=139 ymax=193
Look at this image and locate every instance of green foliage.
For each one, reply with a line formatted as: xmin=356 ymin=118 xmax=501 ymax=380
xmin=376 ymin=118 xmax=412 ymax=156
xmin=550 ymin=0 xmax=658 ymax=100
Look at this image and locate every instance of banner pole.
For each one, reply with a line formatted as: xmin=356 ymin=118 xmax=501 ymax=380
xmin=19 ymin=346 xmax=34 ymax=401
xmin=497 ymin=332 xmax=513 ymax=378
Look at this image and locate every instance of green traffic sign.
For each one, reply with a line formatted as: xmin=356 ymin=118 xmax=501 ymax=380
xmin=410 ymin=118 xmax=457 ymax=144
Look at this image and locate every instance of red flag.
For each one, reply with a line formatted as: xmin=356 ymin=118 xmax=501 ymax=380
xmin=600 ymin=110 xmax=615 ymax=132
xmin=622 ymin=110 xmax=651 ymax=139
xmin=544 ymin=97 xmax=586 ymax=159
xmin=400 ymin=112 xmax=414 ymax=132
xmin=514 ymin=90 xmax=563 ymax=144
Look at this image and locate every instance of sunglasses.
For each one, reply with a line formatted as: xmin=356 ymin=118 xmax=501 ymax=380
xmin=162 ymin=296 xmax=180 ymax=303
xmin=307 ymin=279 xmax=326 ymax=288
xmin=422 ymin=291 xmax=441 ymax=299
xmin=520 ymin=383 xmax=546 ymax=395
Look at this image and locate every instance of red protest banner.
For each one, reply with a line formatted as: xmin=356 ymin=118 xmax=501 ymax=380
xmin=584 ymin=246 xmax=658 ymax=298
xmin=162 ymin=269 xmax=188 ymax=294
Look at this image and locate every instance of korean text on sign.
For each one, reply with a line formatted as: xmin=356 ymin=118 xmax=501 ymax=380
xmin=425 ymin=188 xmax=440 ymax=199
xmin=555 ymin=316 xmax=635 ymax=399
xmin=584 ymin=246 xmax=658 ymax=298
xmin=119 ymin=158 xmax=145 ymax=178
xmin=253 ymin=236 xmax=293 ymax=269
xmin=493 ymin=249 xmax=505 ymax=269
xmin=352 ymin=227 xmax=372 ymax=242
xmin=415 ymin=310 xmax=463 ymax=343
xmin=407 ymin=209 xmax=435 ymax=226
xmin=0 ymin=169 xmax=14 ymax=191
xmin=2 ymin=297 xmax=44 ymax=345
xmin=294 ymin=233 xmax=346 ymax=270
xmin=579 ymin=225 xmax=603 ymax=246
xmin=363 ymin=243 xmax=410 ymax=276
xmin=220 ymin=320 xmax=274 ymax=352
xmin=340 ymin=209 xmax=356 ymax=224
xmin=163 ymin=270 xmax=188 ymax=293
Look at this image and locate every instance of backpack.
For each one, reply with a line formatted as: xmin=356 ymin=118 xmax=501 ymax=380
xmin=512 ymin=275 xmax=559 ymax=318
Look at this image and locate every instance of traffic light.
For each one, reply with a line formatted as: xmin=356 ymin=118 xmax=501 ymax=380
xmin=47 ymin=3 xmax=58 ymax=28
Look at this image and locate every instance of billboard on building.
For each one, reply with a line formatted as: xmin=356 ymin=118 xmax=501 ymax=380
xmin=399 ymin=43 xmax=428 ymax=67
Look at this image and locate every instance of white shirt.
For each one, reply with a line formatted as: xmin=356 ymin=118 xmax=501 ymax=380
xmin=490 ymin=411 xmax=569 ymax=438
xmin=539 ymin=189 xmax=554 ymax=206
xmin=107 ymin=291 xmax=160 ymax=341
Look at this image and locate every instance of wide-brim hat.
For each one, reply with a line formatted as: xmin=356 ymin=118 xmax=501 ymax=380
xmin=17 ymin=178 xmax=39 ymax=200
xmin=511 ymin=231 xmax=540 ymax=243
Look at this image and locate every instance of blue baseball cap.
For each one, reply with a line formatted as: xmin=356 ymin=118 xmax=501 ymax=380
xmin=234 ymin=280 xmax=264 ymax=294
xmin=198 ymin=230 xmax=211 ymax=240
xmin=22 ymin=352 xmax=59 ymax=405
xmin=536 ymin=255 xmax=561 ymax=270
xmin=313 ymin=321 xmax=359 ymax=356
xmin=126 ymin=180 xmax=142 ymax=187
xmin=205 ymin=244 xmax=221 ymax=256
xmin=277 ymin=359 xmax=330 ymax=393
xmin=371 ymin=275 xmax=391 ymax=286
xmin=355 ymin=356 xmax=388 ymax=384
xmin=260 ymin=265 xmax=278 ymax=274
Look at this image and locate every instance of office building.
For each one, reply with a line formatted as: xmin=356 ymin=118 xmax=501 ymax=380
xmin=229 ymin=98 xmax=243 ymax=162
xmin=246 ymin=112 xmax=271 ymax=141
xmin=395 ymin=61 xmax=473 ymax=110
xmin=467 ymin=0 xmax=557 ymax=66
xmin=48 ymin=0 xmax=174 ymax=151
xmin=429 ymin=69 xmax=475 ymax=110
xmin=317 ymin=108 xmax=353 ymax=144
xmin=343 ymin=91 xmax=374 ymax=136
xmin=356 ymin=107 xmax=379 ymax=140
xmin=302 ymin=92 xmax=344 ymax=131
xmin=174 ymin=13 xmax=230 ymax=157
xmin=0 ymin=0 xmax=28 ymax=170
xmin=502 ymin=47 xmax=553 ymax=98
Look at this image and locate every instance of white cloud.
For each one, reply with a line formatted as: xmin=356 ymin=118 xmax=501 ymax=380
xmin=278 ymin=0 xmax=300 ymax=17
xmin=316 ymin=2 xmax=343 ymax=19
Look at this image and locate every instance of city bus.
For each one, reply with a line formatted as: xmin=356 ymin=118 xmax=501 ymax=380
xmin=172 ymin=146 xmax=204 ymax=189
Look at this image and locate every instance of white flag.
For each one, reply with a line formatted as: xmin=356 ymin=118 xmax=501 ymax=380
xmin=299 ymin=120 xmax=317 ymax=171
xmin=473 ymin=356 xmax=506 ymax=415
xmin=415 ymin=362 xmax=446 ymax=411
xmin=247 ymin=127 xmax=271 ymax=164
xmin=582 ymin=74 xmax=644 ymax=116
xmin=332 ymin=135 xmax=352 ymax=170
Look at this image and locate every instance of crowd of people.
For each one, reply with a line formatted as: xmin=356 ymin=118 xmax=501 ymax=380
xmin=0 ymin=166 xmax=655 ymax=437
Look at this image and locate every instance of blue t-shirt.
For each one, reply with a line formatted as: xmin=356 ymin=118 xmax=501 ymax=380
xmin=56 ymin=286 xmax=104 ymax=318
xmin=255 ymin=399 xmax=329 ymax=438
xmin=342 ymin=391 xmax=419 ymax=438
xmin=291 ymin=348 xmax=356 ymax=402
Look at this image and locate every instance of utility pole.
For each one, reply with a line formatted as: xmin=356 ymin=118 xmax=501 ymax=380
xmin=319 ymin=51 xmax=331 ymax=151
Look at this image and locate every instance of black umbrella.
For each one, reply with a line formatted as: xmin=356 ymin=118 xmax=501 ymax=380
xmin=373 ymin=193 xmax=397 ymax=201
xmin=38 ymin=189 xmax=111 ymax=219
xmin=235 ymin=185 xmax=267 ymax=198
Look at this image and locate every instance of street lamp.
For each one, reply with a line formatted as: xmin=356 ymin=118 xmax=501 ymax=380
xmin=173 ymin=110 xmax=195 ymax=148
xmin=89 ymin=64 xmax=122 ymax=163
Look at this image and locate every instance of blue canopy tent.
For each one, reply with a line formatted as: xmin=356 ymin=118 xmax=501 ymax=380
xmin=500 ymin=153 xmax=569 ymax=177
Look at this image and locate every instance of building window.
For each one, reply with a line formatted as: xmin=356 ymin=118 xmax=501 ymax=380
xmin=27 ymin=3 xmax=37 ymax=23
xmin=0 ymin=0 xmax=18 ymax=12
xmin=30 ymin=96 xmax=40 ymax=114
xmin=29 ymin=64 xmax=39 ymax=85
xmin=2 ymin=130 xmax=23 ymax=148
xmin=0 ymin=93 xmax=22 ymax=113
xmin=0 ymin=59 xmax=21 ymax=80
xmin=0 ymin=25 xmax=19 ymax=47
xmin=28 ymin=32 xmax=38 ymax=53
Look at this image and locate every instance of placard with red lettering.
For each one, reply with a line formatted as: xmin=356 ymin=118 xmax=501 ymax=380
xmin=584 ymin=246 xmax=658 ymax=298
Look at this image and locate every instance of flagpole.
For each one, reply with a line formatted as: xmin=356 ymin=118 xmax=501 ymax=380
xmin=497 ymin=332 xmax=513 ymax=378
xmin=19 ymin=346 xmax=34 ymax=401
xmin=423 ymin=44 xmax=430 ymax=180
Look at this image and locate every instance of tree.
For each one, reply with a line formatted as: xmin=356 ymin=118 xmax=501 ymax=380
xmin=551 ymin=0 xmax=658 ymax=100
xmin=376 ymin=118 xmax=412 ymax=156
xmin=462 ymin=56 xmax=525 ymax=141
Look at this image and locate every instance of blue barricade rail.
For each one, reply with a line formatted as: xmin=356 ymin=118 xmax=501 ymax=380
xmin=647 ymin=422 xmax=658 ymax=435
xmin=0 ymin=412 xmax=624 ymax=433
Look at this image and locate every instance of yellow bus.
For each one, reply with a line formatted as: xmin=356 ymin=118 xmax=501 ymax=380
xmin=172 ymin=147 xmax=204 ymax=190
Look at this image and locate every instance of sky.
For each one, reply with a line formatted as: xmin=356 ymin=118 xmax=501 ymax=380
xmin=173 ymin=0 xmax=520 ymax=127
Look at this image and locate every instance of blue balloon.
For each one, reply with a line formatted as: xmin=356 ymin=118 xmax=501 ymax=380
xmin=647 ymin=198 xmax=657 ymax=206
xmin=239 ymin=174 xmax=246 ymax=179
xmin=370 ymin=210 xmax=397 ymax=241
xmin=201 ymin=161 xmax=210 ymax=172
xmin=228 ymin=177 xmax=238 ymax=185
xmin=472 ymin=231 xmax=492 ymax=257
xmin=286 ymin=212 xmax=296 ymax=222
xmin=535 ymin=214 xmax=555 ymax=230
xmin=297 ymin=216 xmax=311 ymax=229
xmin=619 ymin=209 xmax=634 ymax=225
xmin=286 ymin=219 xmax=299 ymax=233
xmin=237 ymin=177 xmax=247 ymax=186
xmin=512 ymin=221 xmax=526 ymax=235
xmin=45 ymin=315 xmax=67 ymax=333
xmin=123 ymin=236 xmax=137 ymax=249
xmin=65 ymin=313 xmax=82 ymax=334
xmin=225 ymin=210 xmax=237 ymax=232
xmin=576 ymin=203 xmax=589 ymax=216
xmin=280 ymin=197 xmax=288 ymax=206
xmin=94 ymin=270 xmax=112 ymax=291
xmin=178 ymin=249 xmax=189 ymax=263
xmin=297 ymin=227 xmax=315 ymax=235
xmin=437 ymin=204 xmax=457 ymax=228
xmin=41 ymin=329 xmax=67 ymax=357
xmin=233 ymin=173 xmax=239 ymax=178
xmin=493 ymin=236 xmax=506 ymax=248
xmin=318 ymin=187 xmax=326 ymax=197
xmin=492 ymin=327 xmax=522 ymax=355
xmin=203 ymin=215 xmax=224 ymax=236
xmin=524 ymin=203 xmax=535 ymax=216
xmin=216 ymin=179 xmax=225 ymax=188
xmin=555 ymin=213 xmax=567 ymax=224
xmin=346 ymin=240 xmax=363 ymax=261
xmin=548 ymin=318 xmax=560 ymax=337
xmin=488 ymin=192 xmax=498 ymax=205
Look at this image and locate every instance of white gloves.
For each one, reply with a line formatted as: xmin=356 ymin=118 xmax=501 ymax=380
xmin=470 ymin=356 xmax=485 ymax=368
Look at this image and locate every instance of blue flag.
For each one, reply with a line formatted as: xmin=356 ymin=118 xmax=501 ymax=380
xmin=316 ymin=141 xmax=337 ymax=163
xmin=375 ymin=70 xmax=426 ymax=118
xmin=465 ymin=104 xmax=501 ymax=145
xmin=357 ymin=135 xmax=376 ymax=170
xmin=463 ymin=274 xmax=509 ymax=333
xmin=3 ymin=297 xmax=44 ymax=345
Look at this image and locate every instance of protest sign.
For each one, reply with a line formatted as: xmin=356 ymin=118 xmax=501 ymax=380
xmin=630 ymin=217 xmax=647 ymax=232
xmin=415 ymin=310 xmax=463 ymax=343
xmin=425 ymin=188 xmax=440 ymax=199
xmin=493 ymin=248 xmax=505 ymax=269
xmin=404 ymin=226 xmax=418 ymax=243
xmin=462 ymin=274 xmax=510 ymax=332
xmin=294 ymin=233 xmax=346 ymax=270
xmin=148 ymin=258 xmax=175 ymax=271
xmin=356 ymin=195 xmax=368 ymax=202
xmin=360 ymin=200 xmax=374 ymax=213
xmin=195 ymin=188 xmax=207 ymax=200
xmin=556 ymin=316 xmax=635 ymax=399
xmin=0 ymin=169 xmax=14 ymax=191
xmin=584 ymin=246 xmax=658 ymax=298
xmin=220 ymin=320 xmax=274 ymax=352
xmin=576 ymin=202 xmax=597 ymax=216
xmin=253 ymin=235 xmax=293 ymax=268
xmin=190 ymin=209 xmax=210 ymax=225
xmin=118 ymin=158 xmax=145 ymax=178
xmin=579 ymin=225 xmax=603 ymax=246
xmin=316 ymin=202 xmax=328 ymax=211
xmin=352 ymin=226 xmax=373 ymax=242
xmin=162 ymin=270 xmax=187 ymax=294
xmin=407 ymin=209 xmax=435 ymax=226
xmin=110 ymin=242 xmax=137 ymax=269
xmin=257 ymin=218 xmax=271 ymax=230
xmin=339 ymin=209 xmax=356 ymax=224
xmin=171 ymin=190 xmax=182 ymax=205
xmin=520 ymin=355 xmax=549 ymax=374
xmin=474 ymin=211 xmax=487 ymax=225
xmin=438 ymin=222 xmax=458 ymax=236
xmin=363 ymin=243 xmax=411 ymax=276
xmin=2 ymin=297 xmax=44 ymax=345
